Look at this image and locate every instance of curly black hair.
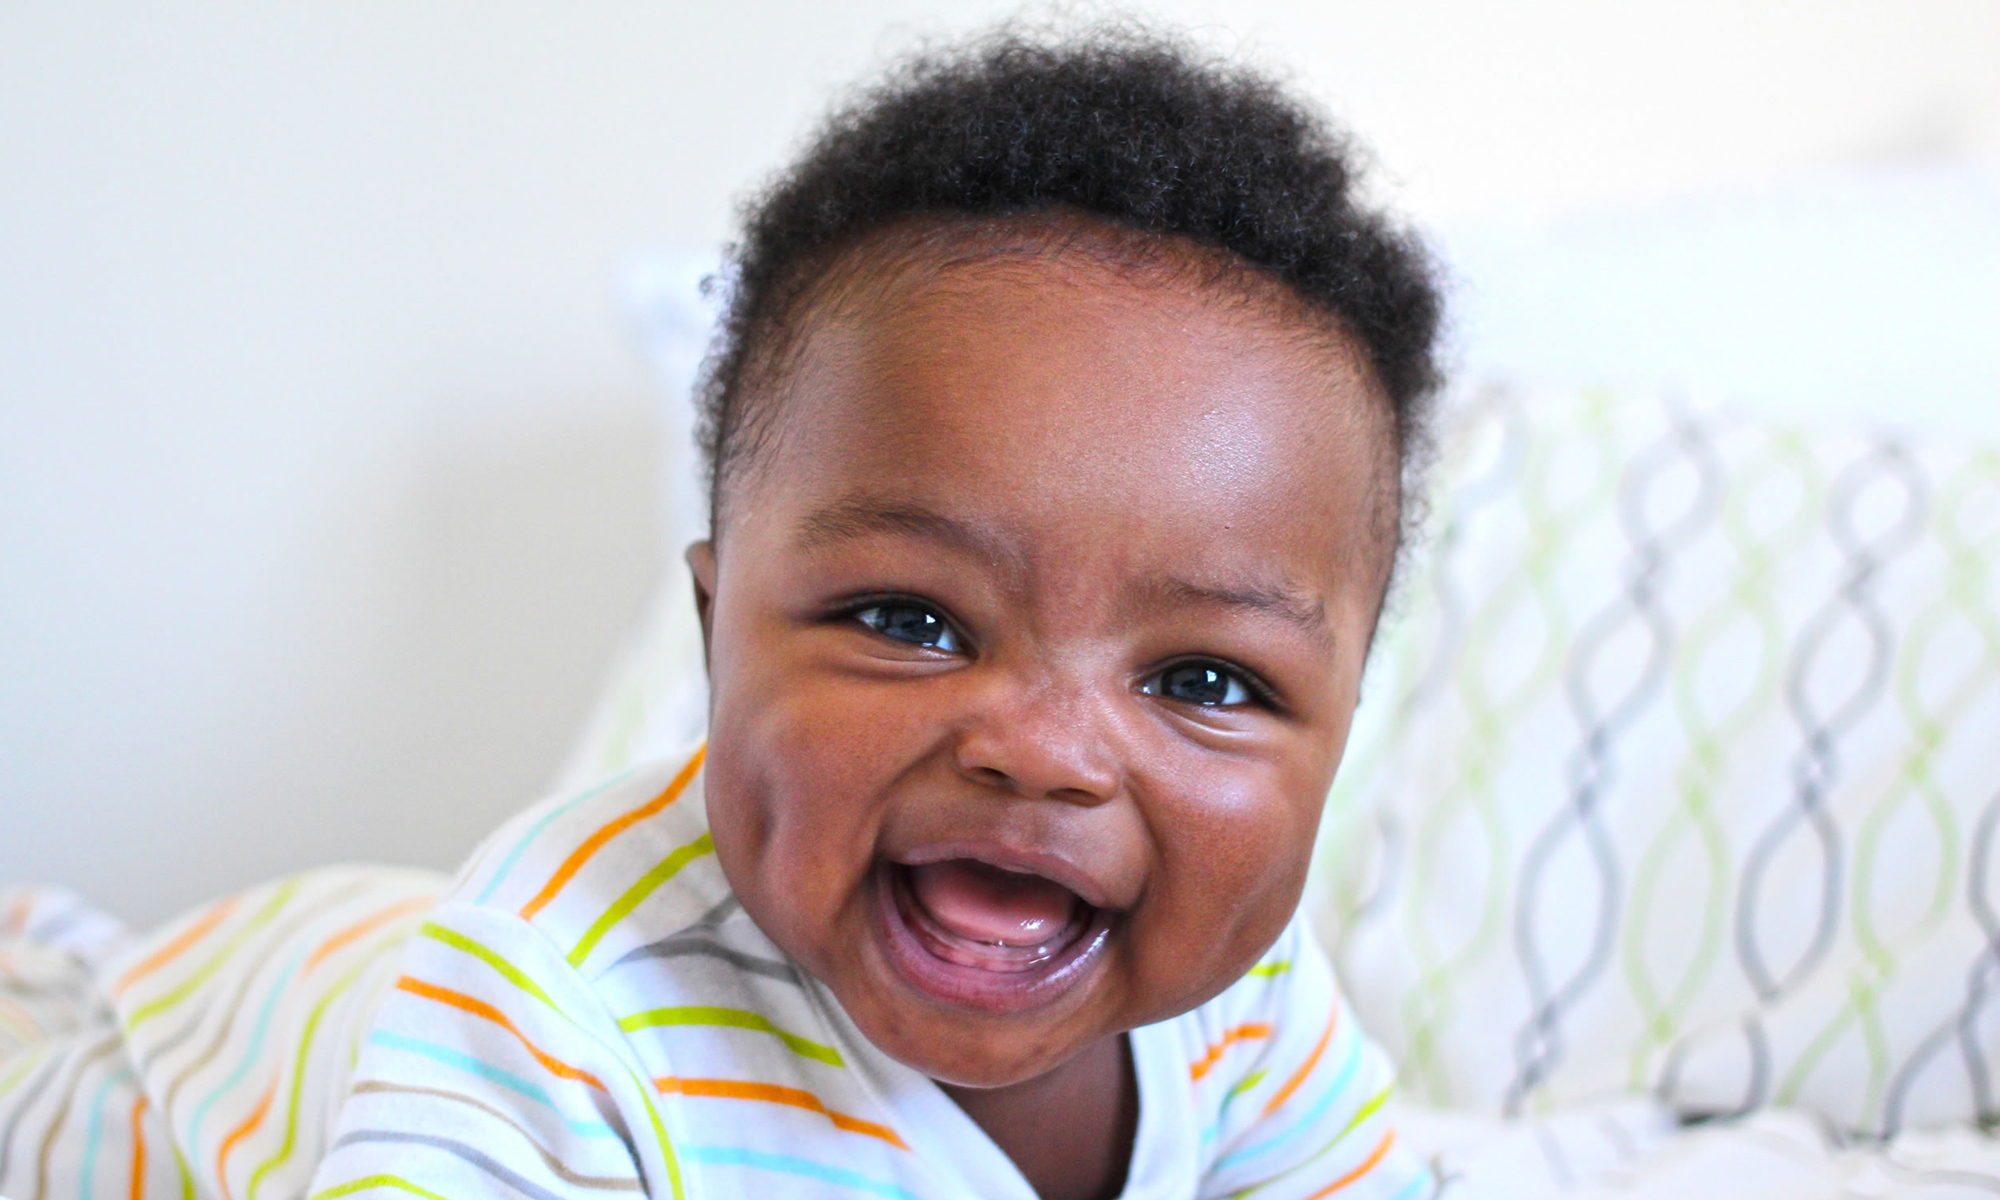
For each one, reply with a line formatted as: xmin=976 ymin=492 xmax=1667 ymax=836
xmin=699 ymin=24 xmax=1443 ymax=543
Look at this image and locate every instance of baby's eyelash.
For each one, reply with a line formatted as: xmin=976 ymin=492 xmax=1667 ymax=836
xmin=1141 ymin=658 xmax=1280 ymax=710
xmin=838 ymin=595 xmax=967 ymax=653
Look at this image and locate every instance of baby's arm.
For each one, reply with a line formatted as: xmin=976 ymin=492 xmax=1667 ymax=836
xmin=307 ymin=901 xmax=674 ymax=1199
xmin=1196 ymin=921 xmax=1435 ymax=1200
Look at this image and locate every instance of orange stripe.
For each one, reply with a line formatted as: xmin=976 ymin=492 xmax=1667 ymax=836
xmin=4 ymin=892 xmax=31 ymax=935
xmin=128 ymin=1093 xmax=149 ymax=1200
xmin=1189 ymin=1022 xmax=1272 ymax=1081
xmin=304 ymin=895 xmax=433 ymax=973
xmin=654 ymin=1076 xmax=908 ymax=1150
xmin=1262 ymin=1005 xmax=1339 ymax=1117
xmin=520 ymin=746 xmax=705 ymax=920
xmin=1301 ymin=1130 xmax=1397 ymax=1199
xmin=215 ymin=1078 xmax=278 ymax=1200
xmin=115 ymin=897 xmax=240 ymax=995
xmin=396 ymin=976 xmax=606 ymax=1090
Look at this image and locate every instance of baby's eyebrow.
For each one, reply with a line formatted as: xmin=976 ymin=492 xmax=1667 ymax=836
xmin=796 ymin=496 xmax=1330 ymax=646
xmin=793 ymin=496 xmax=1006 ymax=561
xmin=1150 ymin=576 xmax=1332 ymax=647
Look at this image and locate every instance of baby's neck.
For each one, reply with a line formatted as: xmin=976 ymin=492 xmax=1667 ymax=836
xmin=940 ymin=1033 xmax=1138 ymax=1200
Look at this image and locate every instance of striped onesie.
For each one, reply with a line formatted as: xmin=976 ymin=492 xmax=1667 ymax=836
xmin=2 ymin=745 xmax=1432 ymax=1199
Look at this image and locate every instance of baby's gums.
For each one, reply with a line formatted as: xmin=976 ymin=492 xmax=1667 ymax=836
xmin=688 ymin=227 xmax=1395 ymax=1190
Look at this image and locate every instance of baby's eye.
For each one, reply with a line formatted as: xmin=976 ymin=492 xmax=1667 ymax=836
xmin=854 ymin=602 xmax=962 ymax=653
xmin=1143 ymin=661 xmax=1254 ymax=707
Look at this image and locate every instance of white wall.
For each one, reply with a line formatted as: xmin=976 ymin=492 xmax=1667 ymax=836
xmin=4 ymin=1 xmax=1997 ymax=926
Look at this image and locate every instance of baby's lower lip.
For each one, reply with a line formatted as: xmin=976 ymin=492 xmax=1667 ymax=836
xmin=875 ymin=861 xmax=1111 ymax=1015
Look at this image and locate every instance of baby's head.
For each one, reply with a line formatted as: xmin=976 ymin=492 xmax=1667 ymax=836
xmin=685 ymin=29 xmax=1441 ymax=1089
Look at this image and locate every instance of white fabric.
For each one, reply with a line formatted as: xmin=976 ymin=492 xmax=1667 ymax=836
xmin=1321 ymin=383 xmax=2000 ymax=1134
xmin=1406 ymin=1100 xmax=2000 ymax=1198
xmin=314 ymin=750 xmax=1434 ymax=1199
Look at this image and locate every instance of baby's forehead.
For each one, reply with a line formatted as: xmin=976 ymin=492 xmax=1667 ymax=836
xmin=749 ymin=221 xmax=1382 ymax=444
xmin=772 ymin=245 xmax=1381 ymax=443
xmin=796 ymin=215 xmax=1359 ymax=353
xmin=729 ymin=228 xmax=1403 ymax=586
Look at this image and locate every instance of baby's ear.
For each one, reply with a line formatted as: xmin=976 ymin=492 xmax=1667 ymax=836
xmin=685 ymin=540 xmax=718 ymax=669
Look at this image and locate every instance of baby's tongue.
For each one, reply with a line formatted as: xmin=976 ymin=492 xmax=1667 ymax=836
xmin=907 ymin=859 xmax=1078 ymax=948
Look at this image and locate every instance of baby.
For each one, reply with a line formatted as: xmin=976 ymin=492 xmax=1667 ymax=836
xmin=0 ymin=27 xmax=1441 ymax=1200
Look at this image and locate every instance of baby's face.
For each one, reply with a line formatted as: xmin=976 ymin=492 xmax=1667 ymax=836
xmin=692 ymin=247 xmax=1391 ymax=1087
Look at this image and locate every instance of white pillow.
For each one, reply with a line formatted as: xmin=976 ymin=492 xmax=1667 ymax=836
xmin=1320 ymin=382 xmax=2000 ymax=1134
xmin=562 ymin=172 xmax=2000 ymax=1132
xmin=1435 ymin=164 xmax=2000 ymax=438
xmin=552 ymin=247 xmax=718 ymax=791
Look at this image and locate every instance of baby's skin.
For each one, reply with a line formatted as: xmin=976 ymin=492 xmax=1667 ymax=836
xmin=0 ymin=218 xmax=1411 ymax=1200
xmin=688 ymin=222 xmax=1395 ymax=1200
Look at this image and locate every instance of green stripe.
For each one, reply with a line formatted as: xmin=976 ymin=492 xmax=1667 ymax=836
xmin=640 ymin=1077 xmax=685 ymax=1200
xmin=1212 ymin=1067 xmax=1269 ymax=1130
xmin=1225 ymin=1068 xmax=1269 ymax=1101
xmin=567 ymin=833 xmax=715 ymax=967
xmin=1620 ymin=431 xmax=1818 ymax=1087
xmin=422 ymin=920 xmax=684 ymax=1198
xmin=310 ymin=1176 xmax=454 ymax=1200
xmin=0 ymin=1044 xmax=49 ymax=1099
xmin=1208 ymin=1072 xmax=1272 ymax=1136
xmin=1336 ymin=1083 xmax=1392 ymax=1140
xmin=1234 ymin=1083 xmax=1397 ymax=1198
xmin=126 ymin=879 xmax=302 ymax=1031
xmin=1398 ymin=392 xmax=1619 ymax=1101
xmin=1245 ymin=960 xmax=1292 ymax=978
xmin=247 ymin=927 xmax=411 ymax=1200
xmin=420 ymin=922 xmax=557 ymax=1010
xmin=618 ymin=1005 xmax=844 ymax=1067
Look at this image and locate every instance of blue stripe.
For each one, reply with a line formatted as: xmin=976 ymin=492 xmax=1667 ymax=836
xmin=77 ymin=1065 xmax=134 ymax=1200
xmin=1213 ymin=1025 xmax=1365 ymax=1172
xmin=1388 ymin=1169 xmax=1436 ymax=1200
xmin=474 ymin=770 xmax=635 ymax=904
xmin=1199 ymin=1073 xmax=1267 ymax=1148
xmin=188 ymin=950 xmax=303 ymax=1150
xmin=365 ymin=1031 xmax=615 ymax=1138
xmin=682 ymin=1145 xmax=923 ymax=1200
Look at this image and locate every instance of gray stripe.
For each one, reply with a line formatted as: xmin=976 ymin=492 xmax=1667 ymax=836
xmin=335 ymin=1129 xmax=595 ymax=1200
xmin=159 ymin=875 xmax=377 ymax=1102
xmin=607 ymin=895 xmax=798 ymax=984
xmin=610 ymin=937 xmax=798 ymax=986
xmin=0 ymin=973 xmax=91 ymax=1007
xmin=349 ymin=1080 xmax=641 ymax=1191
xmin=660 ymin=894 xmax=742 ymax=940
xmin=32 ymin=1034 xmax=122 ymax=1200
xmin=0 ymin=1048 xmax=61 ymax=1174
xmin=691 ymin=895 xmax=740 ymax=928
xmin=136 ymin=1008 xmax=207 ymax=1078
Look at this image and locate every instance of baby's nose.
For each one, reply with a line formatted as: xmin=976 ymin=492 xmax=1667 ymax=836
xmin=948 ymin=680 xmax=1122 ymax=805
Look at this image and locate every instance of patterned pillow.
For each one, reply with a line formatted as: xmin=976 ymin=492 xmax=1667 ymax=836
xmin=1316 ymin=384 xmax=2000 ymax=1135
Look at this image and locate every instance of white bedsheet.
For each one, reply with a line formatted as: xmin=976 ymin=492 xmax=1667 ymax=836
xmin=1405 ymin=1101 xmax=2000 ymax=1198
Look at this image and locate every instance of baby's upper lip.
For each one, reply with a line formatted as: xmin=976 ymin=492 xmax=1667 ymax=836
xmin=887 ymin=841 xmax=1121 ymax=911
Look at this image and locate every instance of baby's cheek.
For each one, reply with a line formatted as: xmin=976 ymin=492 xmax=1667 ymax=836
xmin=712 ymin=677 xmax=902 ymax=917
xmin=1132 ymin=771 xmax=1317 ymax=1007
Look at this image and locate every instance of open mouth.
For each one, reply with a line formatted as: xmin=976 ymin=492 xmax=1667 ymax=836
xmin=877 ymin=856 xmax=1111 ymax=1013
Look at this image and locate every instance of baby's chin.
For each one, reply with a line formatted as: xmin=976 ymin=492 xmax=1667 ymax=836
xmin=833 ymin=959 xmax=1129 ymax=1090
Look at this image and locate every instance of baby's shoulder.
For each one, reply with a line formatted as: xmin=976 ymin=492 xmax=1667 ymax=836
xmin=449 ymin=743 xmax=727 ymax=977
xmin=1155 ymin=918 xmax=1422 ymax=1194
xmin=1178 ymin=918 xmax=1330 ymax=1039
xmin=1159 ymin=916 xmax=1349 ymax=1104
